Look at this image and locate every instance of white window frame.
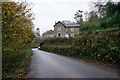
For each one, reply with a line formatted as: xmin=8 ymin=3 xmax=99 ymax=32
xmin=70 ymin=33 xmax=74 ymax=37
xmin=57 ymin=27 xmax=61 ymax=31
xmin=71 ymin=28 xmax=74 ymax=32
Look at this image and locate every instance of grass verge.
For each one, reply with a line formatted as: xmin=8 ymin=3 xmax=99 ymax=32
xmin=3 ymin=48 xmax=33 ymax=78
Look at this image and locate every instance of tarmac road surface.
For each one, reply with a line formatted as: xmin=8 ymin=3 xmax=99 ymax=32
xmin=28 ymin=48 xmax=118 ymax=78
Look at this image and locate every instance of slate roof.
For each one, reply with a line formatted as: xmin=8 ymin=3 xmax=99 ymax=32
xmin=64 ymin=24 xmax=80 ymax=28
xmin=54 ymin=21 xmax=80 ymax=28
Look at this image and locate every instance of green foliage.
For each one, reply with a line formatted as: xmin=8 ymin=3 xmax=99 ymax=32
xmin=99 ymin=2 xmax=120 ymax=28
xmin=105 ymin=2 xmax=120 ymax=17
xmin=41 ymin=32 xmax=120 ymax=66
xmin=100 ymin=12 xmax=120 ymax=28
xmin=93 ymin=27 xmax=120 ymax=34
xmin=80 ymin=24 xmax=119 ymax=35
xmin=44 ymin=38 xmax=74 ymax=46
xmin=80 ymin=2 xmax=120 ymax=33
xmin=80 ymin=22 xmax=100 ymax=34
xmin=2 ymin=2 xmax=35 ymax=78
xmin=3 ymin=48 xmax=33 ymax=78
xmin=88 ymin=11 xmax=98 ymax=22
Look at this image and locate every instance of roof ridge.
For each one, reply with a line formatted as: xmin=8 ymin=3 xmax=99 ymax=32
xmin=54 ymin=21 xmax=80 ymax=28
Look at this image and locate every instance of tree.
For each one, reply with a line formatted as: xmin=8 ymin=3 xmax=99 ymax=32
xmin=74 ymin=10 xmax=83 ymax=24
xmin=88 ymin=11 xmax=98 ymax=22
xmin=2 ymin=2 xmax=34 ymax=52
xmin=93 ymin=0 xmax=106 ymax=18
xmin=100 ymin=1 xmax=120 ymax=28
xmin=105 ymin=2 xmax=120 ymax=17
xmin=2 ymin=2 xmax=35 ymax=78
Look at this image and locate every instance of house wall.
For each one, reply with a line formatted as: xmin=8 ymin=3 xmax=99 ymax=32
xmin=43 ymin=33 xmax=54 ymax=39
xmin=54 ymin=23 xmax=65 ymax=37
xmin=54 ymin=23 xmax=80 ymax=38
xmin=66 ymin=27 xmax=79 ymax=37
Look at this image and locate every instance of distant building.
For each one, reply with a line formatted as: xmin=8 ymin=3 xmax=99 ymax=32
xmin=36 ymin=28 xmax=40 ymax=38
xmin=42 ymin=30 xmax=54 ymax=39
xmin=54 ymin=21 xmax=80 ymax=38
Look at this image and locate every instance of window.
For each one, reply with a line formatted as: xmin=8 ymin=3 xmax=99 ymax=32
xmin=57 ymin=27 xmax=61 ymax=31
xmin=70 ymin=33 xmax=74 ymax=37
xmin=66 ymin=28 xmax=68 ymax=32
xmin=71 ymin=28 xmax=74 ymax=32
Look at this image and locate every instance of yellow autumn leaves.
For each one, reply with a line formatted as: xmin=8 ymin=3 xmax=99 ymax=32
xmin=2 ymin=2 xmax=35 ymax=53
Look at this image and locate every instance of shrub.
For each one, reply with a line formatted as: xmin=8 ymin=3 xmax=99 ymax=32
xmin=41 ymin=32 xmax=120 ymax=66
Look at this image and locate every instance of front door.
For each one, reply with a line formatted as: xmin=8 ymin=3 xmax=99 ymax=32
xmin=58 ymin=33 xmax=61 ymax=37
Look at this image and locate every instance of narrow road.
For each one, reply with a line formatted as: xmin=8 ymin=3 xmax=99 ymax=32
xmin=29 ymin=48 xmax=118 ymax=78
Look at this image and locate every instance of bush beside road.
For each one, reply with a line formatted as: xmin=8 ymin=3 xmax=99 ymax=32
xmin=40 ymin=31 xmax=120 ymax=67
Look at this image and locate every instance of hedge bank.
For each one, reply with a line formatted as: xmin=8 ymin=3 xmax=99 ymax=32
xmin=41 ymin=32 xmax=120 ymax=66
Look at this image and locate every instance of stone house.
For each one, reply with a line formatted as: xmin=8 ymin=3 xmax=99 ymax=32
xmin=54 ymin=21 xmax=80 ymax=38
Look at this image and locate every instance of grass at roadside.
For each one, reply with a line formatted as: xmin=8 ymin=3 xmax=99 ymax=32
xmin=80 ymin=27 xmax=119 ymax=35
xmin=3 ymin=48 xmax=33 ymax=78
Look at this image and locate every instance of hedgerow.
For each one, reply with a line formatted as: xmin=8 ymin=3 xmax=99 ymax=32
xmin=41 ymin=32 xmax=120 ymax=66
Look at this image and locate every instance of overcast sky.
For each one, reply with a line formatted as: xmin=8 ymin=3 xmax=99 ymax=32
xmin=13 ymin=0 xmax=119 ymax=35
xmin=32 ymin=0 xmax=90 ymax=34
xmin=13 ymin=0 xmax=92 ymax=35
